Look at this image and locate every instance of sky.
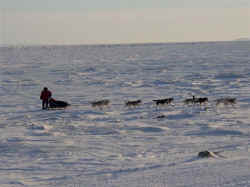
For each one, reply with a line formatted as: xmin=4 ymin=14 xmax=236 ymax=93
xmin=1 ymin=0 xmax=250 ymax=45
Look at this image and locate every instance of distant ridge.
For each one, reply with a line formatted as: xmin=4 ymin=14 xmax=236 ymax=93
xmin=234 ymin=37 xmax=250 ymax=41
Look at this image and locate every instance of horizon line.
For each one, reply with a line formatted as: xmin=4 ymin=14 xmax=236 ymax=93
xmin=1 ymin=39 xmax=249 ymax=48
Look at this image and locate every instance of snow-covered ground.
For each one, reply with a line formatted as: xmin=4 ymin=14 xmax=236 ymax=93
xmin=0 ymin=41 xmax=250 ymax=187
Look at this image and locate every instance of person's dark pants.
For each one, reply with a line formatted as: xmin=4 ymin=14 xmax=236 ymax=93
xmin=42 ymin=99 xmax=49 ymax=109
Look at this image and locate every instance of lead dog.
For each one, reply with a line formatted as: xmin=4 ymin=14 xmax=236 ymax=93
xmin=216 ymin=97 xmax=236 ymax=106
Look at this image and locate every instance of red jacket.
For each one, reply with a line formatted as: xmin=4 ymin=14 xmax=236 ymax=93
xmin=40 ymin=90 xmax=52 ymax=100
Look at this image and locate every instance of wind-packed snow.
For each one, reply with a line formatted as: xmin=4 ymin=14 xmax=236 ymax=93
xmin=0 ymin=41 xmax=250 ymax=187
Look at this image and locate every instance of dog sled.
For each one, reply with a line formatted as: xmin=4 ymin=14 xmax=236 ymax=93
xmin=48 ymin=98 xmax=70 ymax=109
